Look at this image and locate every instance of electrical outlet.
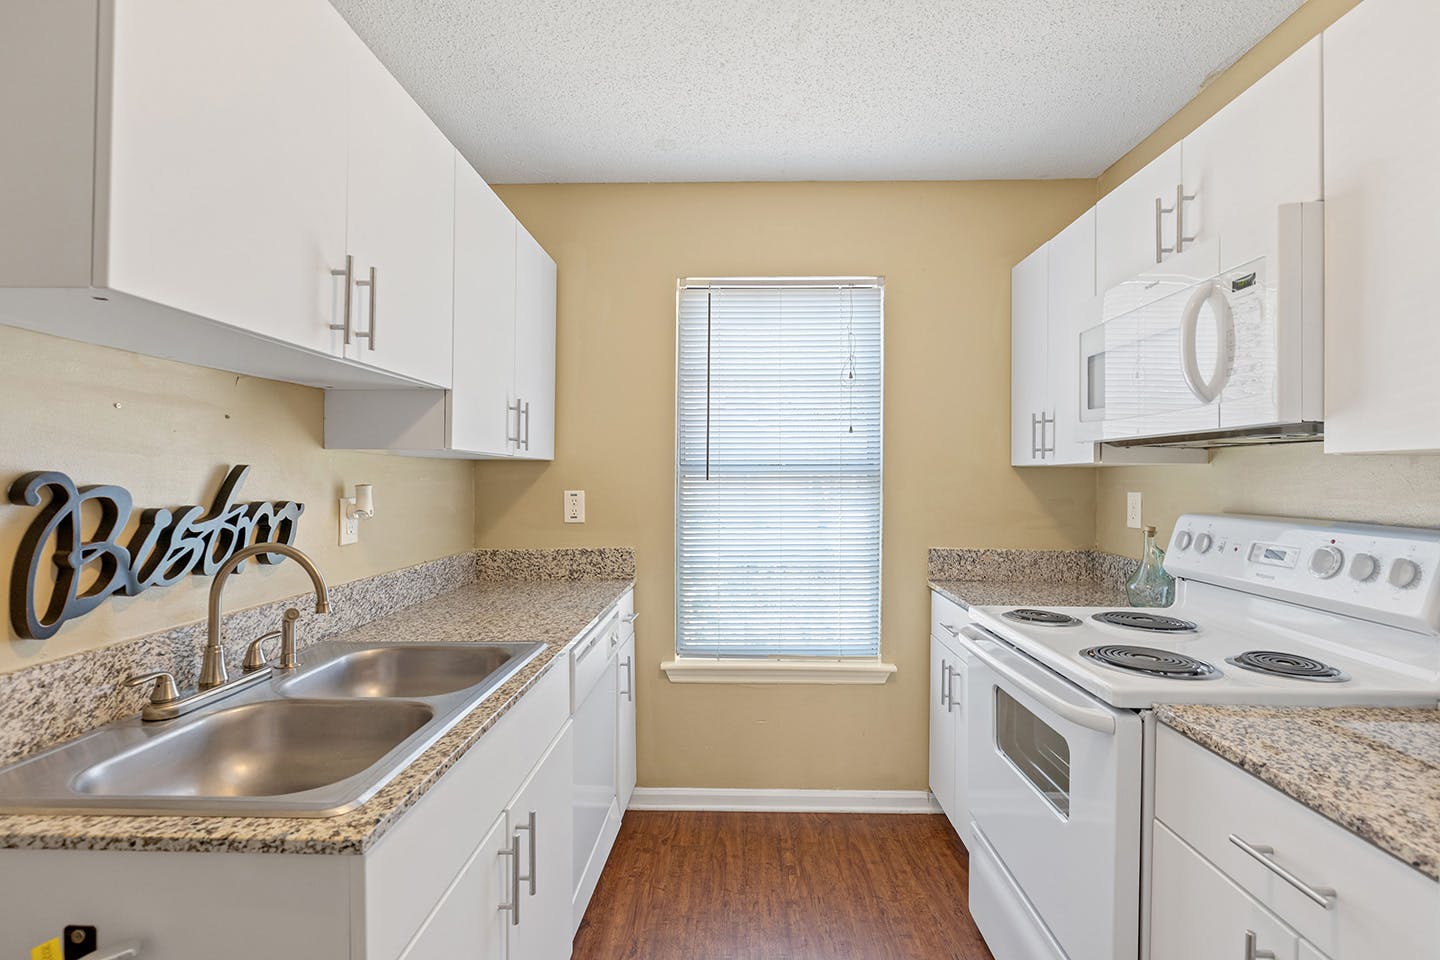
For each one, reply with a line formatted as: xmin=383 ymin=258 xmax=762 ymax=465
xmin=564 ymin=490 xmax=586 ymax=523
xmin=1126 ymin=492 xmax=1143 ymax=529
xmin=338 ymin=498 xmax=360 ymax=545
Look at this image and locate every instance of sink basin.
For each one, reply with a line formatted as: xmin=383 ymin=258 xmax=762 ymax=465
xmin=0 ymin=639 xmax=545 ymax=817
xmin=72 ymin=700 xmax=432 ymax=798
xmin=277 ymin=643 xmax=528 ymax=699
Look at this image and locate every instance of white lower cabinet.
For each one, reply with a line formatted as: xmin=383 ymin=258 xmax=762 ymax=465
xmin=399 ymin=812 xmax=513 ymax=959
xmin=928 ymin=592 xmax=969 ymax=842
xmin=616 ymin=633 xmax=637 ymax=814
xmin=1152 ymin=726 xmax=1440 ymax=960
xmin=1150 ymin=821 xmax=1297 ymax=960
xmin=507 ymin=725 xmax=576 ymax=960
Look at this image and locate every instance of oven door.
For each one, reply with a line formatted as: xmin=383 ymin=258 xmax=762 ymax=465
xmin=961 ymin=626 xmax=1143 ymax=960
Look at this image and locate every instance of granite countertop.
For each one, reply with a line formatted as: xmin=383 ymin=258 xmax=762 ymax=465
xmin=927 ymin=578 xmax=1130 ymax=610
xmin=1157 ymin=704 xmax=1440 ymax=881
xmin=0 ymin=578 xmax=632 ymax=856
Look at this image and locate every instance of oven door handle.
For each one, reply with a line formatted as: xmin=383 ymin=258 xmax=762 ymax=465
xmin=959 ymin=626 xmax=1117 ymax=735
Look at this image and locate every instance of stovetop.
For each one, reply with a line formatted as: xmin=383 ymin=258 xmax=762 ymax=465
xmin=970 ymin=581 xmax=1440 ymax=709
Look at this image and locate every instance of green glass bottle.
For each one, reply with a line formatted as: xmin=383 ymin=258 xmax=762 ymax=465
xmin=1126 ymin=525 xmax=1176 ymax=608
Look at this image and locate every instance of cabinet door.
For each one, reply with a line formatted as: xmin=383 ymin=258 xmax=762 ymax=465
xmin=513 ymin=225 xmax=557 ymax=460
xmin=399 ymin=811 xmax=511 ymax=960
xmin=1044 ymin=210 xmax=1098 ymax=465
xmin=1010 ymin=245 xmax=1048 ymax=466
xmin=1095 ymin=143 xmax=1183 ymax=297
xmin=1323 ymin=0 xmax=1440 ymax=454
xmin=344 ymin=34 xmax=455 ymax=387
xmin=1181 ymin=38 xmax=1322 ymax=272
xmin=509 ymin=725 xmax=575 ymax=960
xmin=1150 ymin=821 xmax=1298 ymax=960
xmin=453 ymin=155 xmax=518 ymax=455
xmin=928 ymin=634 xmax=957 ymax=821
xmin=102 ymin=0 xmax=349 ymax=356
xmin=616 ymin=634 xmax=637 ymax=814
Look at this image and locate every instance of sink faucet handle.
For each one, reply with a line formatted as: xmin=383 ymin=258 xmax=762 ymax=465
xmin=242 ymin=630 xmax=282 ymax=674
xmin=125 ymin=671 xmax=180 ymax=705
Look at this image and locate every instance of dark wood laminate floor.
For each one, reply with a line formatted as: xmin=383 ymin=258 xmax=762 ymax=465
xmin=573 ymin=812 xmax=995 ymax=960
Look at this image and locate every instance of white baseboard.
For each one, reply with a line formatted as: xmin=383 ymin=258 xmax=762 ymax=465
xmin=627 ymin=787 xmax=942 ymax=814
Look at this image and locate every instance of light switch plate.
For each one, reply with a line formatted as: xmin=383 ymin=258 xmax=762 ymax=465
xmin=1126 ymin=492 xmax=1143 ymax=529
xmin=338 ymin=498 xmax=360 ymax=545
xmin=564 ymin=490 xmax=585 ymax=523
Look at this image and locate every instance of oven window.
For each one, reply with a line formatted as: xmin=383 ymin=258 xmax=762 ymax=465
xmin=995 ymin=688 xmax=1072 ymax=818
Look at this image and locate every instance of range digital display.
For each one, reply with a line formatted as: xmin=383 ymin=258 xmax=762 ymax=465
xmin=1248 ymin=542 xmax=1299 ymax=568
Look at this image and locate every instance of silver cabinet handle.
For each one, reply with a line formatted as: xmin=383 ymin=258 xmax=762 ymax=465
xmin=515 ymin=811 xmax=537 ymax=896
xmin=939 ymin=622 xmax=960 ymax=638
xmin=498 ymin=833 xmax=522 ymax=925
xmin=620 ymin=656 xmax=633 ymax=701
xmin=505 ymin=399 xmax=521 ymax=445
xmin=520 ymin=400 xmax=531 ymax=450
xmin=575 ymin=630 xmax=602 ymax=661
xmin=353 ymin=265 xmax=377 ymax=351
xmin=960 ymin=625 xmax=1118 ymax=734
xmin=1155 ymin=196 xmax=1176 ymax=262
xmin=1228 ymin=835 xmax=1336 ymax=908
xmin=1030 ymin=413 xmax=1040 ymax=459
xmin=1243 ymin=930 xmax=1276 ymax=960
xmin=622 ymin=613 xmax=639 ymax=624
xmin=947 ymin=665 xmax=960 ymax=713
xmin=329 ymin=254 xmax=354 ymax=344
xmin=939 ymin=659 xmax=951 ymax=708
xmin=1176 ymin=184 xmax=1197 ymax=253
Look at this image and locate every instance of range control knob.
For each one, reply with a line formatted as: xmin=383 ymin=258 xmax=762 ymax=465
xmin=1388 ymin=558 xmax=1422 ymax=589
xmin=1349 ymin=553 xmax=1380 ymax=582
xmin=1194 ymin=533 xmax=1214 ymax=554
xmin=1309 ymin=546 xmax=1345 ymax=579
xmin=1175 ymin=531 xmax=1194 ymax=551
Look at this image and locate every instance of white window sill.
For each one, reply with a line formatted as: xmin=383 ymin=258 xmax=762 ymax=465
xmin=660 ymin=658 xmax=897 ymax=685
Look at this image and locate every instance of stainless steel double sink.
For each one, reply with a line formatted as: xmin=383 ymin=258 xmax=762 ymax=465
xmin=0 ymin=641 xmax=544 ymax=818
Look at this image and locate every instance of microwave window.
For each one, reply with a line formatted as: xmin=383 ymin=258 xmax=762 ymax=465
xmin=995 ymin=687 xmax=1072 ymax=818
xmin=1086 ymin=353 xmax=1106 ymax=412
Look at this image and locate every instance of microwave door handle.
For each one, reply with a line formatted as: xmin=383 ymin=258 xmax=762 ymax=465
xmin=958 ymin=626 xmax=1117 ymax=735
xmin=1180 ymin=281 xmax=1235 ymax=404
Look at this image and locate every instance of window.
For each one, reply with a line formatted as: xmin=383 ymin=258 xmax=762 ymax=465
xmin=671 ymin=278 xmax=884 ymax=676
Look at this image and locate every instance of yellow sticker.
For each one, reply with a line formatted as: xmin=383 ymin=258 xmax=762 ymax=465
xmin=30 ymin=938 xmax=63 ymax=960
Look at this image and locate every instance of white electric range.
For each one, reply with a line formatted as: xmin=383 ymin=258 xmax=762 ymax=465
xmin=957 ymin=514 xmax=1440 ymax=960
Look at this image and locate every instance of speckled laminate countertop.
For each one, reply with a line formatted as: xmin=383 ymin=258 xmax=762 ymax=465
xmin=928 ymin=578 xmax=1130 ymax=610
xmin=1157 ymin=704 xmax=1440 ymax=881
xmin=0 ymin=578 xmax=632 ymax=856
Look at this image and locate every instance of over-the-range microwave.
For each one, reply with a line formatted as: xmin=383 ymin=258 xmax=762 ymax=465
xmin=1077 ymin=202 xmax=1323 ymax=448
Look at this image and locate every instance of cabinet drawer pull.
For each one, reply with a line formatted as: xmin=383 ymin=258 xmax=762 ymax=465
xmin=515 ymin=810 xmax=538 ymax=896
xmin=1243 ymin=930 xmax=1276 ymax=960
xmin=939 ymin=622 xmax=960 ymax=638
xmin=353 ymin=265 xmax=377 ymax=351
xmin=498 ymin=833 xmax=522 ymax=925
xmin=329 ymin=254 xmax=354 ymax=345
xmin=1228 ymin=834 xmax=1337 ymax=908
xmin=622 ymin=613 xmax=639 ymax=624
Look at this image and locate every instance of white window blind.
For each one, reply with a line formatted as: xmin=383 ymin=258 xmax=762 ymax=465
xmin=676 ymin=278 xmax=883 ymax=660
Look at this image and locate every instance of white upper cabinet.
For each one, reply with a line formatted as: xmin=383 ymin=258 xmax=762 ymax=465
xmin=1010 ymin=244 xmax=1050 ymax=466
xmin=98 ymin=0 xmax=350 ymax=359
xmin=1095 ymin=144 xmax=1184 ymax=298
xmin=0 ymin=0 xmax=460 ymax=390
xmin=1045 ymin=210 xmax=1099 ymax=464
xmin=343 ymin=34 xmax=455 ymax=388
xmin=1180 ymin=38 xmax=1323 ymax=273
xmin=515 ymin=226 xmax=558 ymax=460
xmin=452 ymin=157 xmax=520 ymax=457
xmin=1323 ymin=0 xmax=1440 ymax=454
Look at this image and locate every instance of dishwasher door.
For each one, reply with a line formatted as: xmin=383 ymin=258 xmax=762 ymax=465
xmin=571 ymin=639 xmax=620 ymax=930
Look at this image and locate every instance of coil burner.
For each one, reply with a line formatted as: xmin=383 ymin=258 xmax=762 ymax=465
xmin=1081 ymin=645 xmax=1218 ymax=680
xmin=1227 ymin=650 xmax=1348 ymax=682
xmin=1002 ymin=608 xmax=1082 ymax=627
xmin=1092 ymin=611 xmax=1198 ymax=633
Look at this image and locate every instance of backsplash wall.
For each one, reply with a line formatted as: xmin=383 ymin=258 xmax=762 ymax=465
xmin=0 ymin=325 xmax=475 ymax=673
xmin=1095 ymin=444 xmax=1440 ymax=557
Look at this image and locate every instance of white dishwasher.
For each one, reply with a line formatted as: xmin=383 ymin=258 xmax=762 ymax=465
xmin=570 ymin=613 xmax=621 ymax=931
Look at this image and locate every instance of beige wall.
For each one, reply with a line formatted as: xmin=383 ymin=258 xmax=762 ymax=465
xmin=1094 ymin=0 xmax=1440 ymax=556
xmin=480 ymin=181 xmax=1098 ymax=790
xmin=0 ymin=325 xmax=474 ymax=673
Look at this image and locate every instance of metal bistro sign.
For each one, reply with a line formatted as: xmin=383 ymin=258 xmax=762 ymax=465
xmin=7 ymin=465 xmax=304 ymax=640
